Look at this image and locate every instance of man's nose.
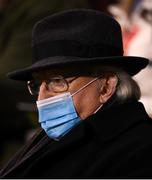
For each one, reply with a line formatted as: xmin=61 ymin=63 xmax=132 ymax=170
xmin=38 ymin=82 xmax=56 ymax=100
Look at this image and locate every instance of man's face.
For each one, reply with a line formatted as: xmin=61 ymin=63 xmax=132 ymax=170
xmin=30 ymin=66 xmax=118 ymax=120
xmin=31 ymin=67 xmax=102 ymax=120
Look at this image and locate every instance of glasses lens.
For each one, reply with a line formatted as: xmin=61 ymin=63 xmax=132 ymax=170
xmin=47 ymin=76 xmax=68 ymax=93
xmin=27 ymin=75 xmax=76 ymax=95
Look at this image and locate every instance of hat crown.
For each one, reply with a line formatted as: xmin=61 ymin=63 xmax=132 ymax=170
xmin=32 ymin=9 xmax=123 ymax=63
xmin=7 ymin=9 xmax=148 ymax=81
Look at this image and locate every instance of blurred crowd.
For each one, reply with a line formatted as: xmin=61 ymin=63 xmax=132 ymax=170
xmin=0 ymin=0 xmax=152 ymax=168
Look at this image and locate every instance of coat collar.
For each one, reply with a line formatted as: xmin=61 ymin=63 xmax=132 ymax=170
xmin=83 ymin=101 xmax=150 ymax=142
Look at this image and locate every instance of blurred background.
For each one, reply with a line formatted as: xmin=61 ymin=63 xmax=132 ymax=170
xmin=0 ymin=0 xmax=152 ymax=169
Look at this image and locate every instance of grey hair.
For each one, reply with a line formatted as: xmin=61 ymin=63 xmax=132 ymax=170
xmin=114 ymin=70 xmax=141 ymax=103
xmin=89 ymin=65 xmax=141 ymax=104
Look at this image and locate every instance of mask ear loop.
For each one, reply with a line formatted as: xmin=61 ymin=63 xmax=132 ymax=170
xmin=93 ymin=104 xmax=103 ymax=114
xmin=71 ymin=77 xmax=100 ymax=97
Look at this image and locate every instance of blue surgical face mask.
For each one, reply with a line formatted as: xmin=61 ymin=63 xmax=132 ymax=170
xmin=36 ymin=77 xmax=101 ymax=140
xmin=36 ymin=92 xmax=81 ymax=140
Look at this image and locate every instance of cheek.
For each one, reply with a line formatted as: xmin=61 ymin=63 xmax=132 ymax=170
xmin=72 ymin=93 xmax=82 ymax=112
xmin=72 ymin=88 xmax=101 ymax=120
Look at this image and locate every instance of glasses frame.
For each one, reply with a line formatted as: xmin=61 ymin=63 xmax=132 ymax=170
xmin=27 ymin=75 xmax=79 ymax=96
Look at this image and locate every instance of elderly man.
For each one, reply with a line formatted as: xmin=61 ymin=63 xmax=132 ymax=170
xmin=1 ymin=9 xmax=152 ymax=178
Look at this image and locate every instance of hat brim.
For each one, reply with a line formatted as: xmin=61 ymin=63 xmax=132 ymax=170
xmin=7 ymin=56 xmax=149 ymax=81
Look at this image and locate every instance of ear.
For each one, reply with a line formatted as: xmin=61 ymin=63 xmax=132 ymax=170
xmin=99 ymin=75 xmax=118 ymax=104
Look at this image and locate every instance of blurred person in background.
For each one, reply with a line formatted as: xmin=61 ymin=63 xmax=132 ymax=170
xmin=0 ymin=0 xmax=89 ymax=168
xmin=1 ymin=9 xmax=152 ymax=179
xmin=108 ymin=0 xmax=152 ymax=118
xmin=125 ymin=0 xmax=152 ymax=118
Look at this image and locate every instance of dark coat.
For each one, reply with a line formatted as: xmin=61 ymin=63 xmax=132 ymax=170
xmin=1 ymin=100 xmax=152 ymax=178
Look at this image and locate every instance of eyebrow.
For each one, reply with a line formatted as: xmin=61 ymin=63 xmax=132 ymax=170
xmin=66 ymin=76 xmax=79 ymax=83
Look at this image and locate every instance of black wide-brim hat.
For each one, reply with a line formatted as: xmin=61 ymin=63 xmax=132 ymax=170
xmin=7 ymin=9 xmax=149 ymax=81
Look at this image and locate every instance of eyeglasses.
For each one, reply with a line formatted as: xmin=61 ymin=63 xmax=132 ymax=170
xmin=27 ymin=75 xmax=78 ymax=96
